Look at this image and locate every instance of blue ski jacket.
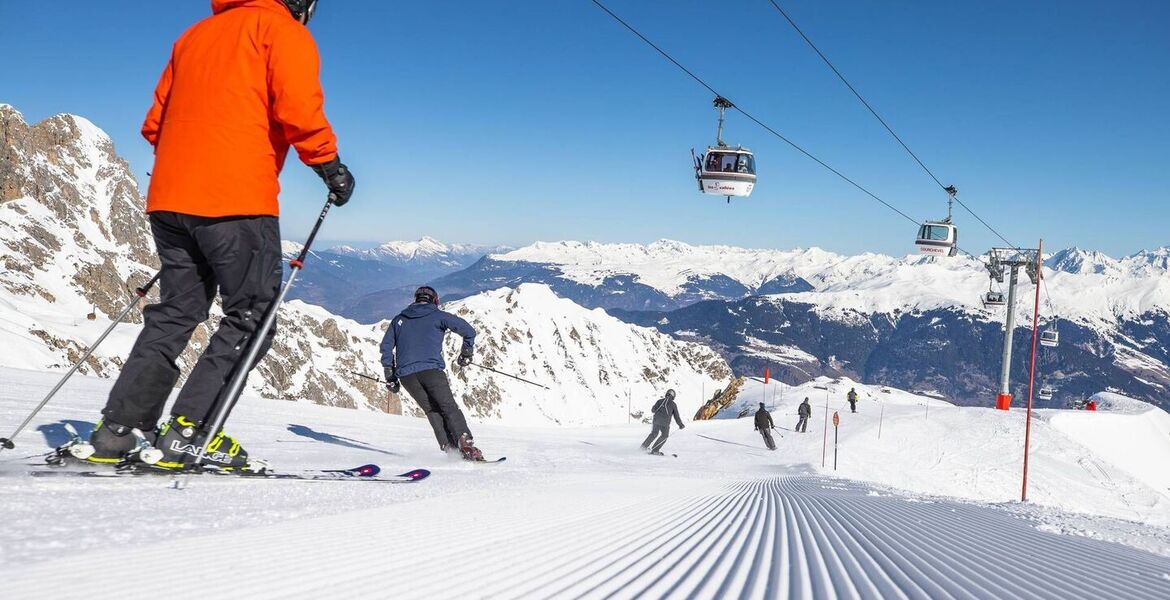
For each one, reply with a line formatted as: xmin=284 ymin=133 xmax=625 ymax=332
xmin=380 ymin=302 xmax=476 ymax=378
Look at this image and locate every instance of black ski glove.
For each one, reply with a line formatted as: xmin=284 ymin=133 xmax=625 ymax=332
xmin=384 ymin=366 xmax=400 ymax=394
xmin=311 ymin=156 xmax=355 ymax=206
xmin=457 ymin=352 xmax=473 ymax=368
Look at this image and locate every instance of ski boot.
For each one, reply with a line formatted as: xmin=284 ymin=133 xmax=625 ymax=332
xmin=458 ymin=433 xmax=484 ymax=462
xmin=150 ymin=415 xmax=263 ymax=472
xmin=47 ymin=420 xmax=150 ymax=466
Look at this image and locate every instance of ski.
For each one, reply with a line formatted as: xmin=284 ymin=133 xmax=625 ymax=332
xmin=469 ymin=456 xmax=506 ymax=464
xmin=27 ymin=461 xmax=430 ymax=483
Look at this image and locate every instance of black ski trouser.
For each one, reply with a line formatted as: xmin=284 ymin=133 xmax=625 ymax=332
xmin=400 ymin=369 xmax=471 ymax=449
xmin=759 ymin=428 xmax=776 ymax=450
xmin=796 ymin=415 xmax=809 ymax=433
xmin=849 ymin=400 xmax=857 ymax=413
xmin=642 ymin=421 xmax=670 ymax=452
xmin=102 ymin=212 xmax=281 ymax=431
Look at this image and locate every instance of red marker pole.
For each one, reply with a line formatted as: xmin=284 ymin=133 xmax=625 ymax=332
xmin=1022 ymin=239 xmax=1044 ymax=502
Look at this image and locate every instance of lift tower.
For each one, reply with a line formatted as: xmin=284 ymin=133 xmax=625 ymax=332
xmin=986 ymin=248 xmax=1041 ymax=410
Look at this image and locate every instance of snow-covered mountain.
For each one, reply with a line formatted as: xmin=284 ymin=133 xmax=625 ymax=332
xmin=281 ymin=237 xmax=511 ymax=323
xmin=431 ymin=239 xmax=816 ymax=310
xmin=425 ymin=238 xmax=1170 ymax=408
xmin=0 ymin=106 xmax=731 ymax=424
xmin=328 ymin=236 xmax=511 ymax=270
xmin=438 ymin=284 xmax=731 ymax=425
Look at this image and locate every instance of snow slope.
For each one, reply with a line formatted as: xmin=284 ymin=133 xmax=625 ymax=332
xmin=441 ymin=284 xmax=731 ymax=425
xmin=1 ymin=367 xmax=1168 ymax=599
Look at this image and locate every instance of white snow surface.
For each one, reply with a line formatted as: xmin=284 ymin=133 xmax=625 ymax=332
xmin=2 ymin=367 xmax=1169 ymax=599
xmin=494 ymin=239 xmax=1170 ymax=325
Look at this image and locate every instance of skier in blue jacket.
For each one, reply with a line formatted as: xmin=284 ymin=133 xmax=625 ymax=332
xmin=380 ymin=286 xmax=483 ymax=460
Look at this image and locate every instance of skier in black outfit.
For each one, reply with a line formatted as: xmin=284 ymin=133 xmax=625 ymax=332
xmin=796 ymin=397 xmax=812 ymax=433
xmin=380 ymin=286 xmax=483 ymax=460
xmin=848 ymin=387 xmax=859 ymax=413
xmin=641 ymin=389 xmax=685 ymax=455
xmin=754 ymin=402 xmax=776 ymax=450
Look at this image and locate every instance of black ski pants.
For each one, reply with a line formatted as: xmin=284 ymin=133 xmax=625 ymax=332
xmin=642 ymin=421 xmax=670 ymax=452
xmin=400 ymin=369 xmax=472 ymax=449
xmin=759 ymin=428 xmax=776 ymax=450
xmin=102 ymin=212 xmax=281 ymax=431
xmin=796 ymin=415 xmax=810 ymax=433
xmin=849 ymin=400 xmax=857 ymax=413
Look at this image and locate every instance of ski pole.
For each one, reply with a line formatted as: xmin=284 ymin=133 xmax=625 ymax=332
xmin=177 ymin=198 xmax=333 ymax=489
xmin=0 ymin=270 xmax=162 ymax=453
xmin=469 ymin=362 xmax=550 ymax=389
xmin=349 ymin=371 xmax=388 ymax=384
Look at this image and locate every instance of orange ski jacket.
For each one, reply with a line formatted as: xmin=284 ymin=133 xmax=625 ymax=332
xmin=142 ymin=0 xmax=338 ymax=217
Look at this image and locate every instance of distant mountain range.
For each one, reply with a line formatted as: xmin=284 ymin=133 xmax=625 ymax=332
xmin=281 ymin=238 xmax=511 ymax=322
xmin=409 ymin=239 xmax=1170 ymax=409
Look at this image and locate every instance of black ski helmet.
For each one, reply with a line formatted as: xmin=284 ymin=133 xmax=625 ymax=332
xmin=414 ymin=286 xmax=439 ymax=305
xmin=282 ymin=0 xmax=319 ymax=25
xmin=665 ymin=389 xmax=676 ymax=400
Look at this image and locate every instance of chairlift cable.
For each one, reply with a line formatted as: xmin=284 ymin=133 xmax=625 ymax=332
xmin=764 ymin=0 xmax=1020 ymax=250
xmin=590 ymin=0 xmax=923 ymax=230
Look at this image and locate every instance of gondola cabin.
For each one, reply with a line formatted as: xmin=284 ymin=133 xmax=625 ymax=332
xmin=695 ymin=147 xmax=756 ymax=199
xmin=1038 ymin=386 xmax=1054 ymax=401
xmin=1040 ymin=328 xmax=1060 ymax=347
xmin=915 ymin=221 xmax=958 ymax=257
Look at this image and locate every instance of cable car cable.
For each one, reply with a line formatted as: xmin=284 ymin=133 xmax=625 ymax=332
xmin=589 ymin=0 xmax=921 ymax=229
xmin=764 ymin=0 xmax=1020 ymax=250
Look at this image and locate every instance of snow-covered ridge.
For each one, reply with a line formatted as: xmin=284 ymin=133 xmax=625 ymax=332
xmin=495 ymin=239 xmax=828 ymax=294
xmin=492 ymin=239 xmax=1170 ymax=324
xmin=442 ymin=283 xmax=732 ymax=425
xmin=326 ymin=236 xmax=511 ymax=265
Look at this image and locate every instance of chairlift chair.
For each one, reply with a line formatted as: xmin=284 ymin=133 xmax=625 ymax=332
xmin=982 ymin=290 xmax=1006 ymax=307
xmin=693 ymin=96 xmax=756 ymax=202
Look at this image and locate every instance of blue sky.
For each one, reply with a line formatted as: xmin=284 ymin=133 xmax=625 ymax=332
xmin=4 ymin=1 xmax=1168 ymax=256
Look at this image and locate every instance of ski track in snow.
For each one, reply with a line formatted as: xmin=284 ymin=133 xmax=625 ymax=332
xmin=3 ymin=367 xmax=1170 ymax=599
xmin=3 ymin=474 xmax=1169 ymax=599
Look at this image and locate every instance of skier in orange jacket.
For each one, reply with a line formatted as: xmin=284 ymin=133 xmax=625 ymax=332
xmin=89 ymin=0 xmax=354 ymax=470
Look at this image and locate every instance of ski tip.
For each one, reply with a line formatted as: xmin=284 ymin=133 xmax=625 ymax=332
xmin=398 ymin=468 xmax=430 ymax=481
xmin=351 ymin=464 xmax=381 ymax=477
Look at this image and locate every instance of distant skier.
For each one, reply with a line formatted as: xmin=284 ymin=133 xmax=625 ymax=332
xmin=642 ymin=389 xmax=685 ymax=455
xmin=754 ymin=402 xmax=776 ymax=450
xmin=1085 ymin=400 xmax=1098 ymax=411
xmin=381 ymin=286 xmax=485 ymax=461
xmin=85 ymin=0 xmax=353 ymax=469
xmin=847 ymin=387 xmax=859 ymax=413
xmin=796 ymin=397 xmax=812 ymax=433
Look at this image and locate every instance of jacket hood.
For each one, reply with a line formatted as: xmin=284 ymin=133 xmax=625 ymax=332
xmin=400 ymin=303 xmax=439 ymax=319
xmin=212 ymin=0 xmax=289 ymax=15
